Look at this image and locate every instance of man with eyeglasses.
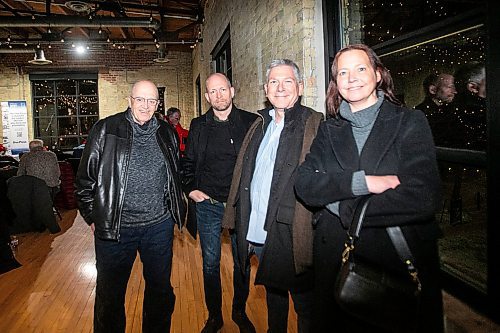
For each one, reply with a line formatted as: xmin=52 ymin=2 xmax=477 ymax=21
xmin=76 ymin=80 xmax=186 ymax=333
xmin=182 ymin=73 xmax=258 ymax=333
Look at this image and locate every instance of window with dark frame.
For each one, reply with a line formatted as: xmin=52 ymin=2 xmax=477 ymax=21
xmin=31 ymin=75 xmax=99 ymax=150
xmin=211 ymin=26 xmax=232 ymax=82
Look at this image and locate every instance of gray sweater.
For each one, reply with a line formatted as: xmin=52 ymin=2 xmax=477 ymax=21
xmin=121 ymin=112 xmax=171 ymax=227
xmin=326 ymin=93 xmax=384 ymax=215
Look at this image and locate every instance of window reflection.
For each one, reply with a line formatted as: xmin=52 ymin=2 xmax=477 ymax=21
xmin=33 ymin=81 xmax=53 ymax=97
xmin=34 ymin=97 xmax=55 ymax=117
xmin=380 ymin=27 xmax=486 ymax=151
xmin=57 ymin=96 xmax=77 ymax=116
xmin=342 ymin=0 xmax=485 ymax=46
xmin=56 ymin=79 xmax=77 ymax=95
xmin=79 ymin=116 xmax=98 ymax=135
xmin=79 ymin=80 xmax=98 ymax=95
xmin=437 ymin=162 xmax=487 ymax=292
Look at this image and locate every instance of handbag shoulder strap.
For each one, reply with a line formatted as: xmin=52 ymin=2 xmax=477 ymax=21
xmin=345 ymin=196 xmax=422 ymax=288
xmin=347 ymin=195 xmax=372 ymax=238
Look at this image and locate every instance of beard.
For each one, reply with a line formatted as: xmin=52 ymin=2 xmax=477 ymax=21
xmin=212 ymin=99 xmax=232 ymax=112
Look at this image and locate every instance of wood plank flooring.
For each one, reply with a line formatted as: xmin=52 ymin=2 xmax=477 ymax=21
xmin=2 ymin=210 xmax=499 ymax=332
xmin=0 ymin=210 xmax=298 ymax=333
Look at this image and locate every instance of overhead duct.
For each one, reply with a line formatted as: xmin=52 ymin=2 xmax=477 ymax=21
xmin=28 ymin=49 xmax=52 ymax=65
xmin=0 ymin=16 xmax=161 ymax=30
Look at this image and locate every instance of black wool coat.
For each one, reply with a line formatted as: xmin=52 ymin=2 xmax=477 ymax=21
xmin=295 ymin=101 xmax=444 ymax=332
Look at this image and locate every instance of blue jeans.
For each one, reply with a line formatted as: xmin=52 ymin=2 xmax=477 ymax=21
xmin=196 ymin=200 xmax=250 ymax=318
xmin=94 ymin=218 xmax=175 ymax=333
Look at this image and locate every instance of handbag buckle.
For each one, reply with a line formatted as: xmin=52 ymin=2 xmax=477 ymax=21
xmin=406 ymin=259 xmax=422 ymax=292
xmin=341 ymin=238 xmax=354 ymax=263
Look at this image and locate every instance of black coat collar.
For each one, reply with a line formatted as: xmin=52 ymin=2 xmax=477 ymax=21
xmin=326 ymin=101 xmax=404 ymax=173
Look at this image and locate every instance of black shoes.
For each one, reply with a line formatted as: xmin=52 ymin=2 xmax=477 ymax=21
xmin=201 ymin=315 xmax=223 ymax=333
xmin=232 ymin=311 xmax=256 ymax=333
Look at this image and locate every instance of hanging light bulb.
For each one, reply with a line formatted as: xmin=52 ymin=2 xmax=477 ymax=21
xmin=106 ymin=37 xmax=110 ymax=43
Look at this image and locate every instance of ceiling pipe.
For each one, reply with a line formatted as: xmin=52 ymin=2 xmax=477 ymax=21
xmin=0 ymin=15 xmax=161 ymax=30
xmin=0 ymin=48 xmax=34 ymax=53
xmin=3 ymin=38 xmax=201 ymax=45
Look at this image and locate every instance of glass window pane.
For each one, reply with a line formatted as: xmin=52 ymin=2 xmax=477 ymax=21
xmin=58 ymin=117 xmax=79 ymax=136
xmin=56 ymin=79 xmax=77 ymax=96
xmin=80 ymin=96 xmax=99 ymax=115
xmin=32 ymin=78 xmax=98 ymax=150
xmin=34 ymin=97 xmax=55 ymax=117
xmin=380 ymin=26 xmax=486 ymax=151
xmin=33 ymin=81 xmax=53 ymax=97
xmin=79 ymin=79 xmax=98 ymax=95
xmin=57 ymin=96 xmax=77 ymax=116
xmin=79 ymin=116 xmax=98 ymax=135
xmin=438 ymin=162 xmax=487 ymax=292
xmin=342 ymin=0 xmax=486 ymax=46
xmin=35 ymin=117 xmax=57 ymax=138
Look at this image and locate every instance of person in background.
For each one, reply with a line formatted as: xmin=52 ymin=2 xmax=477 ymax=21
xmin=295 ymin=44 xmax=443 ymax=332
xmin=416 ymin=73 xmax=459 ymax=147
xmin=222 ymin=59 xmax=323 ymax=333
xmin=17 ymin=139 xmax=60 ymax=199
xmin=182 ymin=73 xmax=258 ymax=333
xmin=452 ymin=62 xmax=486 ymax=150
xmin=76 ymin=80 xmax=186 ymax=333
xmin=166 ymin=107 xmax=189 ymax=156
xmin=0 ymin=144 xmax=19 ymax=168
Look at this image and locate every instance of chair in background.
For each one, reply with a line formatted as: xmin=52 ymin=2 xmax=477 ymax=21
xmin=7 ymin=175 xmax=61 ymax=234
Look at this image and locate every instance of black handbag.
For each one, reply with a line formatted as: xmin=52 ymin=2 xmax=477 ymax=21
xmin=334 ymin=195 xmax=422 ymax=333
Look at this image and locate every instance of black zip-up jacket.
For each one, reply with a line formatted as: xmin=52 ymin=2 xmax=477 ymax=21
xmin=75 ymin=109 xmax=186 ymax=241
xmin=181 ymin=105 xmax=258 ymax=238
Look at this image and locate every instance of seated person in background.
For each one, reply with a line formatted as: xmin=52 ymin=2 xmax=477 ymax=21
xmin=166 ymin=107 xmax=189 ymax=156
xmin=416 ymin=73 xmax=461 ymax=147
xmin=17 ymin=139 xmax=61 ymax=199
xmin=0 ymin=144 xmax=19 ymax=168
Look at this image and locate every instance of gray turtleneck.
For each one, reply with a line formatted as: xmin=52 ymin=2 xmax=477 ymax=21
xmin=121 ymin=111 xmax=171 ymax=227
xmin=326 ymin=92 xmax=384 ymax=216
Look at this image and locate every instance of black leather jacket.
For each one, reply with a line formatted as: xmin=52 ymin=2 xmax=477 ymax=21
xmin=75 ymin=109 xmax=186 ymax=241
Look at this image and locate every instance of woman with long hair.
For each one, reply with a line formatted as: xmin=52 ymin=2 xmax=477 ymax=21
xmin=295 ymin=44 xmax=443 ymax=332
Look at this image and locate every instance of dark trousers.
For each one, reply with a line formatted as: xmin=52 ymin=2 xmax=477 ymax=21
xmin=196 ymin=200 xmax=250 ymax=318
xmin=265 ymin=287 xmax=313 ymax=333
xmin=251 ymin=243 xmax=313 ymax=333
xmin=94 ymin=218 xmax=175 ymax=333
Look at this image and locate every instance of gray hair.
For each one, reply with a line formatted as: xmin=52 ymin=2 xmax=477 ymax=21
xmin=29 ymin=139 xmax=44 ymax=152
xmin=266 ymin=59 xmax=302 ymax=83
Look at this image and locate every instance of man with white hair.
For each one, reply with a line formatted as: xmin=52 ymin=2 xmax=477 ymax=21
xmin=17 ymin=139 xmax=60 ymax=198
xmin=76 ymin=80 xmax=186 ymax=333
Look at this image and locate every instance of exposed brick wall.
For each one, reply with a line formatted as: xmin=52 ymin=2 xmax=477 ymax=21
xmin=192 ymin=0 xmax=326 ymax=114
xmin=0 ymin=46 xmax=193 ymax=139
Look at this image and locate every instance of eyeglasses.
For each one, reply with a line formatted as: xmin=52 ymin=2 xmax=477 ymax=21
xmin=130 ymin=96 xmax=159 ymax=107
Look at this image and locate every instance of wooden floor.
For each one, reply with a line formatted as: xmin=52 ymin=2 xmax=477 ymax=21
xmin=2 ymin=210 xmax=500 ymax=333
xmin=0 ymin=210 xmax=298 ymax=333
